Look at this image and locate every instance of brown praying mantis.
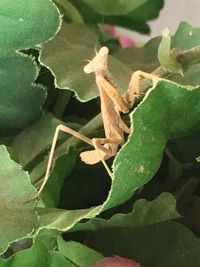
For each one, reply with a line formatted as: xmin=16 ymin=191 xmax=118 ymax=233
xmin=33 ymin=46 xmax=158 ymax=199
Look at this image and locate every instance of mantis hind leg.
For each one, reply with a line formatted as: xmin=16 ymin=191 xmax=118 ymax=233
xmin=29 ymin=124 xmax=108 ymax=200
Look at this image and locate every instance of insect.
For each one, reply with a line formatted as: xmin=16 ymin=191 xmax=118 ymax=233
xmin=33 ymin=46 xmax=157 ymax=199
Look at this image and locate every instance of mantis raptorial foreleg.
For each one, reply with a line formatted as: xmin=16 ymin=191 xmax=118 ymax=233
xmin=118 ymin=119 xmax=131 ymax=134
xmin=96 ymin=75 xmax=129 ymax=114
xmin=126 ymin=70 xmax=159 ymax=108
xmin=91 ymin=138 xmax=122 ymax=179
xmin=81 ymin=137 xmax=124 ymax=164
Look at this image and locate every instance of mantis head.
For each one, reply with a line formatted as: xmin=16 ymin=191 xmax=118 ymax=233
xmin=84 ymin=46 xmax=109 ymax=75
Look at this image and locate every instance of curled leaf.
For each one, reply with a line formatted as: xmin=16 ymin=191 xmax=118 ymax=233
xmin=158 ymin=28 xmax=183 ymax=74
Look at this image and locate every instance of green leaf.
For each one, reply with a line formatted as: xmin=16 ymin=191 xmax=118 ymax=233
xmin=37 ymin=205 xmax=102 ymax=231
xmin=170 ymin=63 xmax=200 ymax=87
xmin=86 ymin=221 xmax=200 ymax=267
xmin=114 ymin=36 xmax=161 ymax=72
xmin=0 ymin=54 xmax=47 ymax=136
xmin=69 ymin=0 xmax=164 ymax=33
xmin=1 ymin=241 xmax=72 ymax=267
xmin=0 ymin=145 xmax=38 ymax=254
xmin=71 ymin=193 xmax=180 ymax=232
xmin=0 ymin=0 xmax=61 ymax=135
xmin=158 ymin=28 xmax=183 ymax=74
xmin=35 ymin=228 xmax=58 ymax=251
xmin=0 ymin=0 xmax=61 ymax=55
xmin=54 ymin=0 xmax=84 ymax=22
xmin=81 ymin=0 xmax=147 ymax=16
xmin=40 ymin=22 xmax=132 ymax=101
xmin=172 ymin=21 xmax=200 ymax=50
xmin=104 ymin=79 xmax=200 ymax=210
xmin=42 ymin=147 xmax=78 ymax=208
xmin=39 ymin=22 xmax=99 ymax=101
xmin=126 ymin=0 xmax=164 ymax=25
xmin=57 ymin=238 xmax=103 ymax=267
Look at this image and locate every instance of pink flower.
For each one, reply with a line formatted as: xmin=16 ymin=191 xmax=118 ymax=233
xmin=101 ymin=24 xmax=135 ymax=48
xmin=91 ymin=256 xmax=143 ymax=267
xmin=118 ymin=35 xmax=135 ymax=48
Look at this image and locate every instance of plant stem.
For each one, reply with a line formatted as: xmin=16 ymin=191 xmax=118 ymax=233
xmin=176 ymin=45 xmax=200 ymax=64
xmin=53 ymin=91 xmax=71 ymax=119
xmin=30 ymin=44 xmax=200 ymax=183
xmin=141 ymin=44 xmax=200 ymax=94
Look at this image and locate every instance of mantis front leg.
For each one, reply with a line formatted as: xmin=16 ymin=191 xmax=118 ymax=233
xmin=80 ymin=137 xmax=124 ymax=164
xmin=125 ymin=70 xmax=159 ymax=108
xmin=87 ymin=137 xmax=124 ymax=179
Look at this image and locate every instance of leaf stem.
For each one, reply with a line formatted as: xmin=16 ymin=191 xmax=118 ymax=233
xmin=176 ymin=45 xmax=200 ymax=64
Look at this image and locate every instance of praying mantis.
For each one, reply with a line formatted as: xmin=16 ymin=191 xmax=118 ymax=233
xmin=33 ymin=46 xmax=157 ymax=199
